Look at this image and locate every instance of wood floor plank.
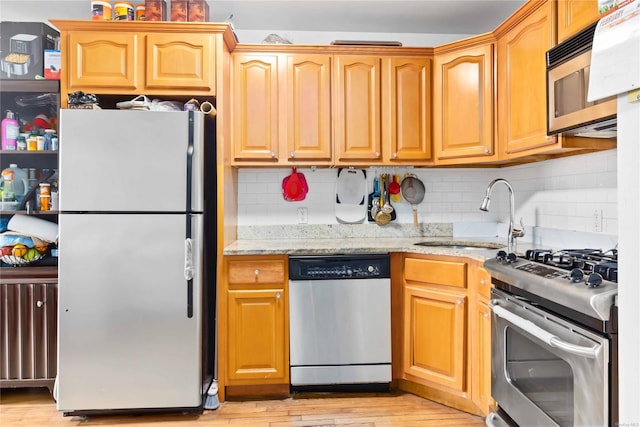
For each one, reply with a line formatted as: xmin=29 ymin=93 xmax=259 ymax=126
xmin=0 ymin=388 xmax=486 ymax=426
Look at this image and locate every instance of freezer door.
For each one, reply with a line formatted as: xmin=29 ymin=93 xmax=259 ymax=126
xmin=59 ymin=109 xmax=204 ymax=212
xmin=57 ymin=213 xmax=204 ymax=411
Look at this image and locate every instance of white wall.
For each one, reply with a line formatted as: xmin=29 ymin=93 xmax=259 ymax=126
xmin=238 ymin=149 xmax=618 ymax=237
xmin=0 ymin=1 xmax=470 ymax=46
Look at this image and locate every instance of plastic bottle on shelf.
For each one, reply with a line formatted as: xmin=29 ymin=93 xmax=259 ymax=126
xmin=1 ymin=164 xmax=28 ymax=201
xmin=2 ymin=110 xmax=20 ymax=151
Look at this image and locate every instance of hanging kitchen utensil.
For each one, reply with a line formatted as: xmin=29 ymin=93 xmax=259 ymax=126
xmin=282 ymin=168 xmax=308 ymax=201
xmin=381 ymin=174 xmax=394 ymax=214
xmin=401 ymin=174 xmax=426 ymax=227
xmin=390 ymin=175 xmax=402 ymax=203
xmin=367 ymin=177 xmax=380 ymax=222
xmin=335 ymin=168 xmax=367 ymax=223
xmin=374 ymin=191 xmax=392 ymax=226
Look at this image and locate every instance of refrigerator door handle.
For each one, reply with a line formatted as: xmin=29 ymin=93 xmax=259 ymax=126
xmin=184 ymin=238 xmax=194 ymax=281
xmin=184 ymin=238 xmax=194 ymax=318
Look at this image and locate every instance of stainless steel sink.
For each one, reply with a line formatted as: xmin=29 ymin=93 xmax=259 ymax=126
xmin=413 ymin=241 xmax=505 ymax=250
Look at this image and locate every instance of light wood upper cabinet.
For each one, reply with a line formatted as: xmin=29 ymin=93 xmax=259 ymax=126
xmin=145 ymin=33 xmax=215 ymax=92
xmin=231 ymin=53 xmax=332 ymax=165
xmin=557 ymin=0 xmax=600 ymax=43
xmin=284 ymin=54 xmax=332 ymax=162
xmin=433 ymin=41 xmax=496 ymax=164
xmin=382 ymin=57 xmax=433 ymax=164
xmin=231 ymin=54 xmax=280 ymax=162
xmin=333 ymin=55 xmax=382 ymax=164
xmin=67 ymin=31 xmax=140 ymax=91
xmin=51 ymin=20 xmax=234 ymax=105
xmin=497 ymin=0 xmax=557 ymax=158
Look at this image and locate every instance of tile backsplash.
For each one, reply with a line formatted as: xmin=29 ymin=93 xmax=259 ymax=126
xmin=237 ymin=149 xmax=618 ymax=241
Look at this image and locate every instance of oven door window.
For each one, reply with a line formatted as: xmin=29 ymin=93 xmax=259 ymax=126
xmin=506 ymin=327 xmax=573 ymax=426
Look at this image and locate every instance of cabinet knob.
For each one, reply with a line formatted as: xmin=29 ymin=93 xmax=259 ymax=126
xmin=270 ymin=151 xmax=276 ymax=158
xmin=374 ymin=151 xmax=380 ymax=157
xmin=290 ymin=151 xmax=295 ymax=158
xmin=484 ymin=312 xmax=490 ymax=318
xmin=254 ymin=269 xmax=260 ymax=282
xmin=480 ymin=279 xmax=486 ymax=285
xmin=483 ymin=147 xmax=489 ymax=155
xmin=36 ymin=300 xmax=44 ymax=308
xmin=275 ymin=292 xmax=281 ymax=299
xmin=392 ymin=152 xmax=397 ymax=159
xmin=456 ymin=299 xmax=463 ymax=305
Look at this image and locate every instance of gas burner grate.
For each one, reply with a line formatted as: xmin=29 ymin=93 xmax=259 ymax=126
xmin=524 ymin=248 xmax=618 ymax=283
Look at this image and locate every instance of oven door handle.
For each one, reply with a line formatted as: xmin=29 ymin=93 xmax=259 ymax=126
xmin=490 ymin=303 xmax=600 ymax=359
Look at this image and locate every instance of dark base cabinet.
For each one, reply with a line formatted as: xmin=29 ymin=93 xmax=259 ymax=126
xmin=0 ymin=267 xmax=57 ymax=393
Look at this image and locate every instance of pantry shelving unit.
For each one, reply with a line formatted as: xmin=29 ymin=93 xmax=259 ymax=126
xmin=1 ymin=79 xmax=59 ymax=393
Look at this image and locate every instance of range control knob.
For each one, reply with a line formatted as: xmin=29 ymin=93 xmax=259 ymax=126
xmin=585 ymin=272 xmax=604 ymax=288
xmin=496 ymin=250 xmax=507 ymax=262
xmin=569 ymin=268 xmax=584 ymax=283
xmin=506 ymin=253 xmax=518 ymax=263
xmin=368 ymin=265 xmax=375 ymax=273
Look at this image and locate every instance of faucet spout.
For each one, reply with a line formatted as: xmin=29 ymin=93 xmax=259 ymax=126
xmin=479 ymin=178 xmax=525 ymax=254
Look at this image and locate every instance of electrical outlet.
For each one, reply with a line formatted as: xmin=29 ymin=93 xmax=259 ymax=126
xmin=593 ymin=209 xmax=603 ymax=232
xmin=297 ymin=207 xmax=308 ymax=224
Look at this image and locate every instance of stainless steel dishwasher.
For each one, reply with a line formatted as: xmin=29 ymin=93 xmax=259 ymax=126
xmin=288 ymin=254 xmax=391 ymax=392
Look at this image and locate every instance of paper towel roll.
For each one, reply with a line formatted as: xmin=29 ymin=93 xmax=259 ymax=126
xmin=8 ymin=214 xmax=58 ymax=243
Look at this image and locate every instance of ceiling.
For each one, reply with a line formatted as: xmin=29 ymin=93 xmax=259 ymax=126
xmin=209 ymin=0 xmax=527 ymax=36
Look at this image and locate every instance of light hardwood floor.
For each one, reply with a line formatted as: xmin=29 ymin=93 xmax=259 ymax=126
xmin=0 ymin=388 xmax=486 ymax=426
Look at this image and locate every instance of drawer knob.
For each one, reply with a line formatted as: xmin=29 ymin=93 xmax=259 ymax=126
xmin=275 ymin=292 xmax=281 ymax=299
xmin=36 ymin=300 xmax=44 ymax=308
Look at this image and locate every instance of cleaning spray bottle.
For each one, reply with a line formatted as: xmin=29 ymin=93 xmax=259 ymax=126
xmin=2 ymin=110 xmax=20 ymax=151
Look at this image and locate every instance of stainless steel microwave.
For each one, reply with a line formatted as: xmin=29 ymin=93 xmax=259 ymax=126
xmin=547 ymin=23 xmax=617 ymax=138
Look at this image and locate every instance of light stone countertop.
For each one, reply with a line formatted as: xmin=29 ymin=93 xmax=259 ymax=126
xmin=223 ymin=236 xmax=516 ymax=262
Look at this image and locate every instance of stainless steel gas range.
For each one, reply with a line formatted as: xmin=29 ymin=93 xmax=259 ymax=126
xmin=484 ymin=248 xmax=618 ymax=427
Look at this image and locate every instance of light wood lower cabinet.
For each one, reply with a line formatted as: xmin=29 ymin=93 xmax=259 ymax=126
xmin=403 ymin=284 xmax=467 ymax=391
xmin=227 ymin=288 xmax=287 ymax=382
xmin=470 ymin=263 xmax=494 ymax=415
xmin=398 ymin=254 xmax=491 ymax=416
xmin=222 ymin=255 xmax=289 ymax=389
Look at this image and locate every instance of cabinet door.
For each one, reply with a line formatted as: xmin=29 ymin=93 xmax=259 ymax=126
xmin=0 ymin=282 xmax=57 ymax=387
xmin=284 ymin=54 xmax=332 ymax=163
xmin=227 ymin=288 xmax=288 ymax=383
xmin=403 ymin=285 xmax=466 ymax=392
xmin=232 ymin=55 xmax=280 ymax=162
xmin=68 ymin=32 xmax=139 ymax=91
xmin=498 ymin=1 xmax=557 ymax=157
xmin=334 ymin=55 xmax=382 ymax=163
xmin=557 ymin=0 xmax=600 ymax=43
xmin=472 ymin=298 xmax=493 ymax=415
xmin=434 ymin=43 xmax=496 ymax=163
xmin=383 ymin=57 xmax=432 ymax=163
xmin=146 ymin=33 xmax=215 ymax=93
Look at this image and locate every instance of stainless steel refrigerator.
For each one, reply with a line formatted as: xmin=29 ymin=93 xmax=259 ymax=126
xmin=56 ymin=109 xmax=213 ymax=415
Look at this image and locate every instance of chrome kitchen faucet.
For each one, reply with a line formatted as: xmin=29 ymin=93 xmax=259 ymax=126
xmin=480 ymin=178 xmax=525 ymax=254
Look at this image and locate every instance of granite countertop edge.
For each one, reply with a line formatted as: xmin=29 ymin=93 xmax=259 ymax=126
xmin=223 ymin=236 xmax=521 ymax=262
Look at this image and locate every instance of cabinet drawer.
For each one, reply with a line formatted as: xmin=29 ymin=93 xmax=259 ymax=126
xmin=404 ymin=257 xmax=467 ymax=288
xmin=227 ymin=259 xmax=286 ymax=285
xmin=477 ymin=267 xmax=492 ymax=299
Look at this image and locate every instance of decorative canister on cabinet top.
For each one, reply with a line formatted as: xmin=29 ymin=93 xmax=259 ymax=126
xmin=113 ymin=1 xmax=135 ymax=20
xmin=91 ymin=1 xmax=113 ymax=20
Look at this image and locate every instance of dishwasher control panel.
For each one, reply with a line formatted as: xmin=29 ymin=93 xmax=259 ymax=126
xmin=289 ymin=254 xmax=390 ymax=280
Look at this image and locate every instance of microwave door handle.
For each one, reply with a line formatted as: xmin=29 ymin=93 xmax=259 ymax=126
xmin=490 ymin=303 xmax=599 ymax=359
